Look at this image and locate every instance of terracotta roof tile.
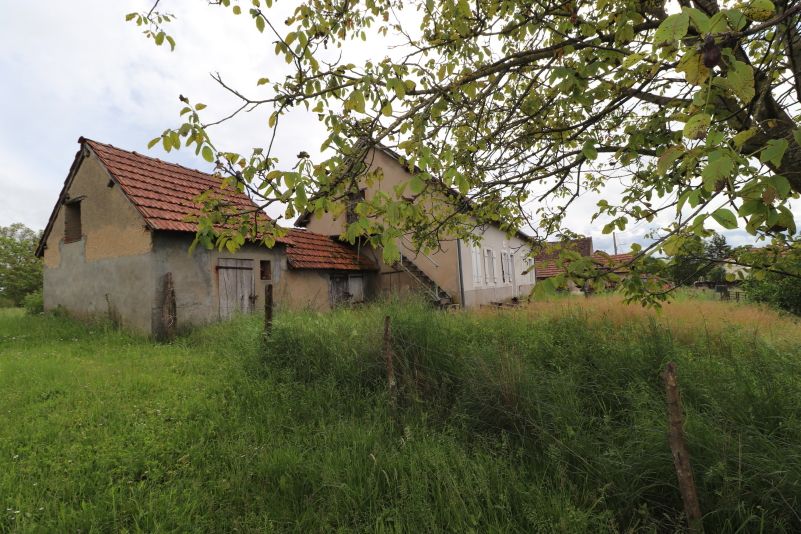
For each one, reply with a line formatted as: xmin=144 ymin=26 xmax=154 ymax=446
xmin=80 ymin=138 xmax=374 ymax=271
xmin=282 ymin=229 xmax=376 ymax=271
xmin=535 ymin=249 xmax=634 ymax=279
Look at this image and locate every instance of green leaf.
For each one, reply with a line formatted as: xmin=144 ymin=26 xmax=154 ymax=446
xmin=720 ymin=60 xmax=755 ymax=103
xmin=708 ymin=12 xmax=731 ymax=32
xmin=677 ymin=50 xmax=710 ymax=85
xmin=653 ymin=12 xmax=690 ymax=45
xmin=711 ymin=208 xmax=738 ymax=229
xmin=733 ymin=128 xmax=758 ymax=150
xmin=381 ymin=102 xmax=393 ymax=117
xmin=768 ymin=175 xmax=791 ymax=197
xmin=233 ymin=5 xmax=241 ymax=14
xmin=743 ymin=0 xmax=775 ymax=21
xmin=202 ymin=145 xmax=215 ymax=162
xmin=760 ymin=138 xmax=788 ymax=167
xmin=255 ymin=15 xmax=265 ymax=32
xmin=657 ymin=145 xmax=684 ymax=175
xmin=682 ymin=7 xmax=710 ymax=32
xmin=195 ymin=103 xmax=207 ymax=111
xmin=793 ymin=128 xmax=801 ymax=147
xmin=581 ymin=140 xmax=598 ymax=160
xmin=347 ymin=90 xmax=366 ymax=113
xmin=147 ymin=137 xmax=160 ymax=149
xmin=621 ymin=53 xmax=644 ymax=68
xmin=154 ymin=32 xmax=165 ymax=46
xmin=683 ymin=113 xmax=711 ymax=140
xmin=409 ymin=176 xmax=425 ymax=194
xmin=125 ymin=12 xmax=137 ymax=21
xmin=702 ymin=151 xmax=734 ymax=190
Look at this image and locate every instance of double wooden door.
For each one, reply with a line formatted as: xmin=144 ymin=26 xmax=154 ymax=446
xmin=218 ymin=259 xmax=255 ymax=319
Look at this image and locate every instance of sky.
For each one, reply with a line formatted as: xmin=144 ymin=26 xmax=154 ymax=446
xmin=0 ymin=1 xmax=766 ymax=253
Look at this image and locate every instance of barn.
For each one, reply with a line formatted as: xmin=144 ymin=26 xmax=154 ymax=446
xmin=35 ymin=138 xmax=377 ymax=337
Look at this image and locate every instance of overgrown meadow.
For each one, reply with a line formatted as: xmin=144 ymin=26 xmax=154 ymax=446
xmin=1 ymin=295 xmax=800 ymax=532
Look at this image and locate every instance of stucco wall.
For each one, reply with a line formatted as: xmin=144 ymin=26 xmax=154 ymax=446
xmin=460 ymin=222 xmax=535 ymax=306
xmin=305 ymin=149 xmax=463 ymax=302
xmin=43 ymin=149 xmax=151 ymax=268
xmin=42 ymin=150 xmax=156 ymax=333
xmin=304 ymin=148 xmax=535 ymax=306
xmin=43 ymin=239 xmax=156 ymax=333
xmin=151 ymin=233 xmax=338 ymax=335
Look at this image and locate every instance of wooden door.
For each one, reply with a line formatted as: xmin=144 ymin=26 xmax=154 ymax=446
xmin=330 ymin=275 xmax=349 ymax=307
xmin=348 ymin=275 xmax=364 ymax=303
xmin=218 ymin=259 xmax=255 ymax=319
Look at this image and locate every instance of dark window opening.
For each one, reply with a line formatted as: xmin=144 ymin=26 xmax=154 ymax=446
xmin=64 ymin=200 xmax=82 ymax=243
xmin=346 ymin=188 xmax=366 ymax=225
xmin=260 ymin=260 xmax=272 ymax=281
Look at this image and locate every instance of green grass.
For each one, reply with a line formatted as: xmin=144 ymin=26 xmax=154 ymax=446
xmin=1 ymin=300 xmax=800 ymax=532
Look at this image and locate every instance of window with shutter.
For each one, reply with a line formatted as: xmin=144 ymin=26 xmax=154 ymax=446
xmin=472 ymin=247 xmax=483 ymax=285
xmin=64 ymin=200 xmax=82 ymax=243
xmin=485 ymin=249 xmax=496 ymax=284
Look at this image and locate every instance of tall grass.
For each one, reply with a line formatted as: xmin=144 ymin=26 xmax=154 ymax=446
xmin=264 ymin=297 xmax=801 ymax=531
xmin=2 ymin=296 xmax=800 ymax=532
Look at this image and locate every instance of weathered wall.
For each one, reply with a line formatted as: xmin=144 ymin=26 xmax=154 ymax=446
xmin=151 ymin=233 xmax=337 ymax=334
xmin=42 ymin=150 xmax=156 ymax=333
xmin=43 ymin=150 xmax=151 ymax=269
xmin=305 ymin=149 xmax=463 ymax=302
xmin=43 ymin=239 xmax=155 ymax=333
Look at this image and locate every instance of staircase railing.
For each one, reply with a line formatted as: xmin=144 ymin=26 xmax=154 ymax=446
xmin=396 ymin=254 xmax=446 ymax=302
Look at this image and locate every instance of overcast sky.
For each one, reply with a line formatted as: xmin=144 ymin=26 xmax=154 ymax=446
xmin=0 ymin=1 xmax=770 ymax=252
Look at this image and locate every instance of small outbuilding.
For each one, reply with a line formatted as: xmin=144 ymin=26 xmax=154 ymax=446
xmin=36 ymin=138 xmax=377 ymax=337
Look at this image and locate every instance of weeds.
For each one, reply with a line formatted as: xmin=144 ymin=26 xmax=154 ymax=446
xmin=1 ymin=297 xmax=800 ymax=532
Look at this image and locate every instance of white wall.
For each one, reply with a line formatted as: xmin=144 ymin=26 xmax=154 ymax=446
xmin=460 ymin=225 xmax=535 ymax=307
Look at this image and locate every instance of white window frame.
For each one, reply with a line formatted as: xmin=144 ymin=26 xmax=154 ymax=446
xmin=471 ymin=247 xmax=483 ymax=285
xmin=501 ymin=250 xmax=514 ymax=285
xmin=484 ymin=248 xmax=497 ymax=285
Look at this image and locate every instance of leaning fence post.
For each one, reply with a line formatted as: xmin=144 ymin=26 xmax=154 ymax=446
xmin=663 ymin=362 xmax=704 ymax=533
xmin=383 ymin=315 xmax=397 ymax=410
xmin=264 ymin=283 xmax=274 ymax=336
xmin=161 ymin=272 xmax=177 ymax=340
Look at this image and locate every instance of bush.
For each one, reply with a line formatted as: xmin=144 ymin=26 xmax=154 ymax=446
xmin=743 ymin=273 xmax=801 ymax=315
xmin=23 ymin=288 xmax=43 ymax=314
xmin=0 ymin=295 xmax=14 ymax=308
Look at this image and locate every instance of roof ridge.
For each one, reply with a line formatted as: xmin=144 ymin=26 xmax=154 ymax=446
xmin=80 ymin=136 xmax=217 ymax=178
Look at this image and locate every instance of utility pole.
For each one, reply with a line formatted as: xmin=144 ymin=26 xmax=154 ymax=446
xmin=612 ymin=232 xmax=618 ymax=255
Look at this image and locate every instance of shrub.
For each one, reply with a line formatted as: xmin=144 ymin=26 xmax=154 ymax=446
xmin=23 ymin=288 xmax=43 ymax=314
xmin=742 ymin=273 xmax=801 ymax=315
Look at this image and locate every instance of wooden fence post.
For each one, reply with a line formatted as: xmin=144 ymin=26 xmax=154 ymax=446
xmin=161 ymin=272 xmax=177 ymax=340
xmin=663 ymin=362 xmax=704 ymax=533
xmin=264 ymin=283 xmax=274 ymax=335
xmin=383 ymin=315 xmax=397 ymax=410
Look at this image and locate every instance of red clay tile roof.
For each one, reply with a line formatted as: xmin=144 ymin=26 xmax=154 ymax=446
xmin=534 ymin=237 xmax=594 ymax=279
xmin=84 ymin=137 xmax=266 ymax=233
xmin=535 ymin=249 xmax=634 ymax=279
xmin=283 ymin=229 xmax=376 ymax=271
xmin=38 ymin=137 xmax=374 ymax=272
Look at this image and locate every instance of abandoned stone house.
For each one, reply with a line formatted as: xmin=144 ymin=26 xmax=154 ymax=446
xmin=37 ymin=138 xmax=537 ymax=336
xmin=36 ymin=138 xmax=378 ymax=337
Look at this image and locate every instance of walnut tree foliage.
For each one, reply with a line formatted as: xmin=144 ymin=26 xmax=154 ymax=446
xmin=130 ymin=0 xmax=801 ymax=303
